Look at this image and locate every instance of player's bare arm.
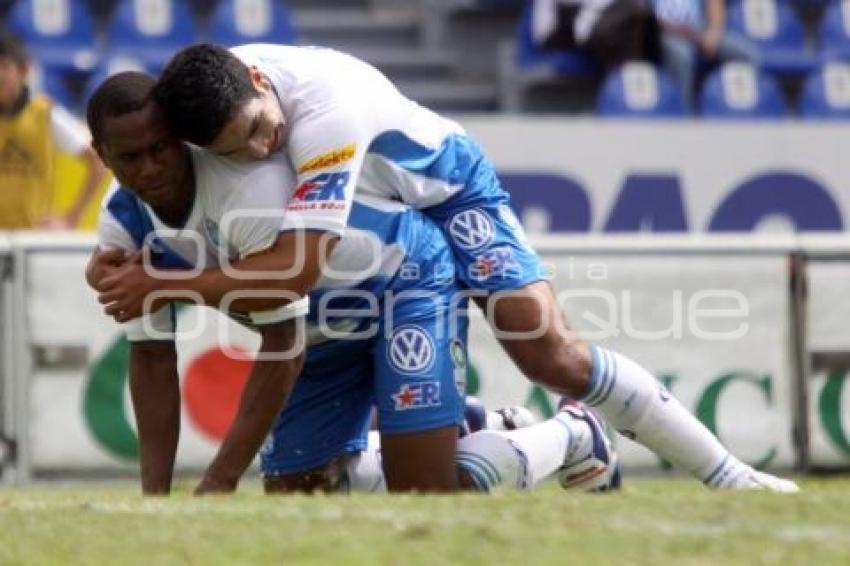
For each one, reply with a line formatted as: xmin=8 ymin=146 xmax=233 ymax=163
xmin=96 ymin=231 xmax=338 ymax=322
xmin=196 ymin=320 xmax=304 ymax=495
xmin=128 ymin=340 xmax=180 ymax=495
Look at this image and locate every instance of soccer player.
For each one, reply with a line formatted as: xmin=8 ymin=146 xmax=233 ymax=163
xmin=0 ymin=32 xmax=106 ymax=229
xmin=87 ymin=72 xmax=619 ymax=495
xmin=117 ymin=43 xmax=797 ymax=492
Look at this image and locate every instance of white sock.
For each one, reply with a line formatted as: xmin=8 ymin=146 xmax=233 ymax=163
xmin=585 ymin=345 xmax=744 ymax=485
xmin=343 ymin=431 xmax=386 ymax=493
xmin=344 ymin=418 xmax=589 ymax=493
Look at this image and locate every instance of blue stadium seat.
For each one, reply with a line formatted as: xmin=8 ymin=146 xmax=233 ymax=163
xmin=819 ymin=1 xmax=850 ymax=61
xmin=105 ymin=0 xmax=199 ymax=72
xmin=727 ymin=0 xmax=817 ymax=75
xmin=699 ymin=62 xmax=786 ymax=118
xmin=7 ymin=0 xmax=98 ymax=73
xmin=207 ymin=0 xmax=297 ymax=46
xmin=800 ymin=61 xmax=850 ymax=118
xmin=81 ymin=55 xmax=152 ymax=110
xmin=596 ymin=62 xmax=687 ymax=117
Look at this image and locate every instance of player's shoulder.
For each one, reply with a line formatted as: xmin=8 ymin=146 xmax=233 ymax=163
xmin=192 ymin=147 xmax=294 ymax=206
xmin=100 ymin=179 xmax=138 ymax=213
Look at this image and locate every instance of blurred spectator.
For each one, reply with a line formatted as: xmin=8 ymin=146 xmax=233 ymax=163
xmin=654 ymin=0 xmax=758 ymax=110
xmin=0 ymin=31 xmax=105 ymax=229
xmin=531 ymin=0 xmax=660 ymax=69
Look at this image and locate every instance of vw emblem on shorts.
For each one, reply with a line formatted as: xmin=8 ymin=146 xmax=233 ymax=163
xmin=448 ymin=209 xmax=495 ymax=251
xmin=388 ymin=325 xmax=435 ymax=374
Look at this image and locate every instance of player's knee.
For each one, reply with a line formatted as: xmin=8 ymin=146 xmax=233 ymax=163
xmin=456 ymin=430 xmax=528 ymax=492
xmin=263 ymin=455 xmax=350 ymax=494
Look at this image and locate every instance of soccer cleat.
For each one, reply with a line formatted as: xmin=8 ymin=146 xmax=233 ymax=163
xmin=556 ymin=400 xmax=622 ymax=492
xmin=722 ymin=468 xmax=800 ymax=493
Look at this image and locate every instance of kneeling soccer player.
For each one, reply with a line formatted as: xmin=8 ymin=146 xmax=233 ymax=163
xmin=87 ymin=72 xmax=619 ymax=495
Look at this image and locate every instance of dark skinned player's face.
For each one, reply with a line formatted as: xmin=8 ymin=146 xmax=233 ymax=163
xmin=94 ymin=102 xmax=188 ymax=209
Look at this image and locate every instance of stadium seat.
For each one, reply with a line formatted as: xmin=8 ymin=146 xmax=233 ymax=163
xmin=727 ymin=0 xmax=817 ymax=75
xmin=818 ymin=1 xmax=850 ymax=61
xmin=596 ymin=62 xmax=687 ymax=117
xmin=499 ymin=1 xmax=597 ymax=111
xmin=81 ymin=55 xmax=152 ymax=109
xmin=800 ymin=61 xmax=850 ymax=118
xmin=207 ymin=0 xmax=297 ymax=46
xmin=105 ymin=0 xmax=199 ymax=72
xmin=7 ymin=0 xmax=98 ymax=73
xmin=699 ymin=61 xmax=786 ymax=118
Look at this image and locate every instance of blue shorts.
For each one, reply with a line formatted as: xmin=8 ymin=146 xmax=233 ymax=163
xmin=260 ymin=231 xmax=469 ymax=476
xmin=424 ymin=143 xmax=545 ymax=292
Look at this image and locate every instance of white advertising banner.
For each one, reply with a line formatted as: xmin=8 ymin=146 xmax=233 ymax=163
xmin=460 ymin=119 xmax=850 ymax=235
xmin=24 ymin=246 xmax=797 ymax=474
xmin=805 ymin=262 xmax=850 ymax=468
xmin=467 ymin=251 xmax=797 ymax=470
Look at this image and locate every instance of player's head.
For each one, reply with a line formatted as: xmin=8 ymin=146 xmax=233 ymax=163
xmin=87 ymin=71 xmax=190 ymax=208
xmin=0 ymin=32 xmax=29 ymax=111
xmin=154 ymin=43 xmax=285 ymax=162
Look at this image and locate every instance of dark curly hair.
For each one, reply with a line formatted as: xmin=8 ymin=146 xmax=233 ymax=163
xmin=153 ymin=43 xmax=259 ymax=146
xmin=86 ymin=71 xmax=156 ymax=144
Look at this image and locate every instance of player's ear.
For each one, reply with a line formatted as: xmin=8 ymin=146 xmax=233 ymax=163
xmin=248 ymin=66 xmax=270 ymax=94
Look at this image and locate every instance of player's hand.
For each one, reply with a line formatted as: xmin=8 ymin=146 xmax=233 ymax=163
xmin=98 ymin=259 xmax=163 ymax=322
xmin=194 ymin=474 xmax=238 ymax=496
xmin=86 ymin=248 xmax=133 ymax=291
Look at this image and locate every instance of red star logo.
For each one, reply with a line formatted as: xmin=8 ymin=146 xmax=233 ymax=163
xmin=393 ymin=386 xmax=417 ymax=409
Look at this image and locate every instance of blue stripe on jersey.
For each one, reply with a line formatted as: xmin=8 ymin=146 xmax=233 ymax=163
xmin=106 ymin=187 xmax=194 ymax=270
xmin=367 ymin=131 xmax=480 ymax=185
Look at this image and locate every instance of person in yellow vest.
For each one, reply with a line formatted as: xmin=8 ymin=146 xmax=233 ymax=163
xmin=0 ymin=32 xmax=105 ymax=229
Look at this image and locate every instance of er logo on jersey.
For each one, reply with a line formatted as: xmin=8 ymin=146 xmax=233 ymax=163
xmin=448 ymin=209 xmax=495 ymax=251
xmin=288 ymin=172 xmax=349 ymax=212
xmin=392 ymin=382 xmax=441 ymax=411
xmin=388 ymin=325 xmax=435 ymax=374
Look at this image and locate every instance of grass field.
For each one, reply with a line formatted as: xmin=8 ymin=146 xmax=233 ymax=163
xmin=1 ymin=477 xmax=849 ymax=565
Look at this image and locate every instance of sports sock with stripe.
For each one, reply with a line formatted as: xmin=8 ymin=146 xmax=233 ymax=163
xmin=583 ymin=344 xmax=746 ymax=485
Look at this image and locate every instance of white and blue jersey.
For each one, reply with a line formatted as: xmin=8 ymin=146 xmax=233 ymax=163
xmin=233 ymin=44 xmax=544 ymax=292
xmin=96 ymin=146 xmax=468 ymax=474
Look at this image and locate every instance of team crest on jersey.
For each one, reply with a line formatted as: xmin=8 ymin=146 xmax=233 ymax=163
xmin=448 ymin=209 xmax=495 ymax=251
xmin=296 ymin=144 xmax=357 ymax=174
xmin=388 ymin=325 xmax=435 ymax=374
xmin=289 ymin=172 xmax=348 ymax=212
xmin=392 ymin=382 xmax=441 ymax=411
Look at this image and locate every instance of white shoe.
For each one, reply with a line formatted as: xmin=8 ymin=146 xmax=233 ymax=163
xmin=724 ymin=468 xmax=800 ymax=493
xmin=556 ymin=401 xmax=622 ymax=492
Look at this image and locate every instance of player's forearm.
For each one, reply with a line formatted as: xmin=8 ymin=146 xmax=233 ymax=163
xmin=201 ymin=323 xmax=304 ymax=490
xmin=158 ymin=231 xmax=336 ymax=311
xmin=129 ymin=341 xmax=181 ymax=495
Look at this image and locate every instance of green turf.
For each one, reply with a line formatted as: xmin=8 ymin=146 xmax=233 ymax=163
xmin=1 ymin=477 xmax=849 ymax=565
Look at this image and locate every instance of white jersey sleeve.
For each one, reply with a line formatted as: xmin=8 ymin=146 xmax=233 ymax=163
xmin=281 ymin=85 xmax=369 ymax=235
xmin=193 ymin=149 xmax=311 ymax=325
xmin=96 ymin=184 xmax=175 ymax=342
xmin=50 ymin=104 xmax=91 ymax=154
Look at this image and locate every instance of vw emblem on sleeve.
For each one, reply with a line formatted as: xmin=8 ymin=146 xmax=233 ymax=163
xmin=388 ymin=325 xmax=435 ymax=374
xmin=447 ymin=209 xmax=495 ymax=251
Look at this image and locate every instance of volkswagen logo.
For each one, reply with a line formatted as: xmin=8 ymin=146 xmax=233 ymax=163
xmin=448 ymin=209 xmax=495 ymax=251
xmin=388 ymin=325 xmax=435 ymax=374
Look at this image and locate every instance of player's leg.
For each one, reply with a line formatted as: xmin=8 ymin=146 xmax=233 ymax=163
xmin=373 ymin=282 xmax=467 ymax=492
xmin=428 ymin=152 xmax=797 ymax=491
xmin=261 ymin=352 xmax=375 ymax=494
